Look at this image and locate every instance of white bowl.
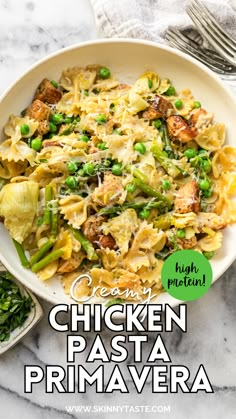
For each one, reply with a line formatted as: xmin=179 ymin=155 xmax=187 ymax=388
xmin=0 ymin=267 xmax=43 ymax=355
xmin=0 ymin=39 xmax=236 ymax=309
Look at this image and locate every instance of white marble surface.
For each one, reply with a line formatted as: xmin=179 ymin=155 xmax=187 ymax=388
xmin=0 ymin=0 xmax=236 ymax=418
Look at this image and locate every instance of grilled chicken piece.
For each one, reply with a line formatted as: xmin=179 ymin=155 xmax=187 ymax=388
xmin=167 ymin=115 xmax=197 ymax=142
xmin=98 ymin=234 xmax=116 ymax=250
xmin=82 ymin=214 xmax=116 ymax=250
xmin=196 ymin=212 xmax=226 ymax=232
xmin=142 ymin=95 xmax=174 ymax=120
xmin=26 ymin=99 xmax=50 ymax=135
xmin=43 ymin=140 xmax=62 ymax=148
xmin=189 ymin=108 xmax=214 ymax=131
xmin=34 ymin=78 xmax=62 ymax=104
xmin=177 ymin=236 xmax=197 ymax=249
xmin=92 ymin=172 xmax=125 ymax=207
xmin=175 ymin=180 xmax=200 ymax=214
xmin=82 ymin=215 xmax=105 ymax=243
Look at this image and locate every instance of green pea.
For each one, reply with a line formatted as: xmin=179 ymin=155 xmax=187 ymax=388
xmin=65 ymin=176 xmax=78 ymax=189
xmin=184 ymin=148 xmax=196 ymax=159
xmin=162 ymin=150 xmax=168 ymax=157
xmin=64 ymin=116 xmax=74 ymax=124
xmin=203 ymin=251 xmax=214 ymax=260
xmin=80 ymin=135 xmax=90 ymax=143
xmin=134 ymin=142 xmax=146 ymax=155
xmin=83 ymin=90 xmax=89 ymax=96
xmin=49 ymin=122 xmax=58 ymax=133
xmin=112 ymin=163 xmax=122 ymax=176
xmin=20 ymin=124 xmax=30 ymax=136
xmin=165 ymin=86 xmax=176 ymax=96
xmin=154 ymin=119 xmax=162 ymax=129
xmin=198 ymin=179 xmax=210 ymax=191
xmin=99 ymin=67 xmax=111 ymax=79
xmin=202 ymin=160 xmax=211 ymax=173
xmin=125 ymin=183 xmax=136 ymax=193
xmin=51 ymin=113 xmax=64 ymax=125
xmin=83 ymin=162 xmax=95 ymax=175
xmin=67 ymin=161 xmax=78 ymax=173
xmin=50 ymin=80 xmax=58 ymax=88
xmin=176 ymin=229 xmax=185 ymax=239
xmin=75 ymin=116 xmax=81 ymax=122
xmin=30 ymin=137 xmax=42 ymax=151
xmin=97 ymin=142 xmax=107 ymax=150
xmin=162 ymin=179 xmax=171 ymax=190
xmin=194 ymin=101 xmax=201 ymax=109
xmin=95 ymin=114 xmax=107 ymax=124
xmin=148 ymin=79 xmax=153 ymax=89
xmin=198 ymin=149 xmax=208 ymax=158
xmin=174 ymin=99 xmax=183 ymax=109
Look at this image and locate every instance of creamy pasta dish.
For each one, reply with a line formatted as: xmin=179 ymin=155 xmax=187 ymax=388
xmin=0 ymin=65 xmax=235 ymax=301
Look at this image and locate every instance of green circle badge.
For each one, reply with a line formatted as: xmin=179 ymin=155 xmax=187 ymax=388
xmin=161 ymin=250 xmax=213 ymax=301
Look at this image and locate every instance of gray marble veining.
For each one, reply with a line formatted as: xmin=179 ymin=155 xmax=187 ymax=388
xmin=0 ymin=1 xmax=236 ymax=418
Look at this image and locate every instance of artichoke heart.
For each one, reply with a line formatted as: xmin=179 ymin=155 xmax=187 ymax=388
xmin=0 ymin=181 xmax=39 ymax=243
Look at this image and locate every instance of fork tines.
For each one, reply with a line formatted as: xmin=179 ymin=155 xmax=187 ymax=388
xmin=186 ymin=0 xmax=236 ymax=65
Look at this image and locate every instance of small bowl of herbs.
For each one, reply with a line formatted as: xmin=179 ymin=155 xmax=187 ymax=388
xmin=0 ymin=270 xmax=43 ymax=354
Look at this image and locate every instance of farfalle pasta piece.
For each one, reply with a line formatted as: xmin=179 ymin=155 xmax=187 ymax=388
xmin=56 ymin=91 xmax=81 ymax=115
xmin=132 ymin=221 xmax=165 ymax=251
xmin=0 ymin=139 xmax=36 ymax=164
xmin=59 ymin=195 xmax=87 ymax=229
xmin=93 ymin=76 xmax=119 ymax=91
xmin=157 ymin=78 xmax=171 ymax=94
xmin=212 ymin=146 xmax=236 ymax=178
xmin=54 ymin=229 xmax=73 ymax=260
xmin=138 ymin=259 xmax=164 ymax=286
xmin=115 ymin=270 xmax=142 ymax=295
xmin=0 ymin=181 xmax=39 ymax=243
xmin=195 ymin=123 xmax=225 ymax=151
xmin=97 ymin=248 xmax=122 ymax=271
xmin=37 ymin=260 xmax=59 ymax=281
xmin=59 ymin=67 xmax=96 ymax=91
xmin=197 ymin=231 xmax=223 ymax=252
xmin=132 ymin=71 xmax=160 ymax=95
xmin=90 ymin=268 xmax=114 ymax=288
xmin=128 ymin=90 xmax=148 ymax=115
xmin=29 ymin=162 xmax=65 ymax=186
xmin=105 ymin=134 xmax=137 ymax=164
xmin=102 ymin=209 xmax=139 ymax=255
xmin=0 ymin=160 xmax=28 ymax=179
xmin=4 ymin=115 xmax=38 ymax=143
xmin=124 ymin=249 xmax=150 ymax=272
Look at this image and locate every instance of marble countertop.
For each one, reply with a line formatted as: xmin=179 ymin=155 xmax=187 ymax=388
xmin=0 ymin=1 xmax=236 ymax=418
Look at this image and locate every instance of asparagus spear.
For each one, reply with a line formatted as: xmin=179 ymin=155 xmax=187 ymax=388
xmin=30 ymin=237 xmax=55 ymax=266
xmin=125 ymin=165 xmax=148 ymax=183
xmin=99 ymin=200 xmax=167 ymax=216
xmin=160 ymin=124 xmax=175 ymax=158
xmin=132 ymin=178 xmax=171 ymax=206
xmin=51 ymin=200 xmax=59 ymax=237
xmin=44 ymin=185 xmax=53 ymax=225
xmin=151 ymin=144 xmax=180 ymax=178
xmin=12 ymin=239 xmax=30 ymax=268
xmin=31 ymin=249 xmax=64 ymax=273
xmin=70 ymin=228 xmax=98 ymax=261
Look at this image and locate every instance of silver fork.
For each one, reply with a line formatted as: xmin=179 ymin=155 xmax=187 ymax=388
xmin=165 ymin=28 xmax=236 ymax=80
xmin=186 ymin=0 xmax=236 ymax=66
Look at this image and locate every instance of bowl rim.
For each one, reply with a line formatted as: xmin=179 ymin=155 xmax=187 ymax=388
xmin=0 ymin=37 xmax=236 ymax=308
